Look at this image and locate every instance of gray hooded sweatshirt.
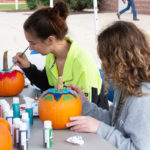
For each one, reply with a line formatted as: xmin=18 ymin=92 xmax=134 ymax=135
xmin=82 ymin=82 xmax=150 ymax=150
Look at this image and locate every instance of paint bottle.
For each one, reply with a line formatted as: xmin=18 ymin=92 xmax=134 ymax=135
xmin=19 ymin=122 xmax=28 ymax=150
xmin=13 ymin=118 xmax=21 ymax=148
xmin=6 ymin=110 xmax=13 ymax=136
xmin=22 ymin=112 xmax=30 ymax=140
xmin=32 ymin=102 xmax=39 ymax=116
xmin=25 ymin=101 xmax=33 ymax=126
xmin=12 ymin=97 xmax=20 ymax=118
xmin=0 ymin=105 xmax=2 ymax=117
xmin=0 ymin=99 xmax=10 ymax=118
xmin=43 ymin=120 xmax=53 ymax=149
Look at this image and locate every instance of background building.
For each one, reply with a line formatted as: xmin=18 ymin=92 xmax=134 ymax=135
xmin=100 ymin=0 xmax=150 ymax=14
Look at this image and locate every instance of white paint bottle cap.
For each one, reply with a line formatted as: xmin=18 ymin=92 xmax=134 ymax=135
xmin=13 ymin=97 xmax=19 ymax=103
xmin=44 ymin=120 xmax=52 ymax=128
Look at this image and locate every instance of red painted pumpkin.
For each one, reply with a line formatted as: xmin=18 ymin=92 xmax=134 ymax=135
xmin=0 ymin=70 xmax=24 ymax=96
xmin=0 ymin=123 xmax=12 ymax=150
xmin=0 ymin=51 xmax=24 ymax=96
xmin=38 ymin=77 xmax=82 ymax=129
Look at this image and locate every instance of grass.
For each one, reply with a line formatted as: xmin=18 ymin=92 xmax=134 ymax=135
xmin=0 ymin=4 xmax=29 ymax=10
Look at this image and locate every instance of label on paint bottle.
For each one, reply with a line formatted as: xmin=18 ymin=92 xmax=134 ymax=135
xmin=43 ymin=121 xmax=53 ymax=149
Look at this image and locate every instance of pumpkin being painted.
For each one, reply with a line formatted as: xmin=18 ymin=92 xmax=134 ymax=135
xmin=0 ymin=51 xmax=24 ymax=96
xmin=0 ymin=70 xmax=24 ymax=96
xmin=38 ymin=82 xmax=82 ymax=129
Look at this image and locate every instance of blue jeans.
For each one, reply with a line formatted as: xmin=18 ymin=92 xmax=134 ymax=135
xmin=119 ymin=0 xmax=137 ymax=19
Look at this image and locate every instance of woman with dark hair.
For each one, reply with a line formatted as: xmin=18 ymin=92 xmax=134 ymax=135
xmin=13 ymin=1 xmax=107 ymax=108
xmin=67 ymin=21 xmax=150 ymax=150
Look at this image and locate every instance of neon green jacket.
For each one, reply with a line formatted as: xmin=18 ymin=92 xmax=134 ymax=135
xmin=45 ymin=37 xmax=102 ymax=101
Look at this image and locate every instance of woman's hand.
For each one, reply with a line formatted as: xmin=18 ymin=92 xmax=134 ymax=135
xmin=12 ymin=52 xmax=30 ymax=69
xmin=68 ymin=84 xmax=86 ymax=104
xmin=66 ymin=116 xmax=100 ymax=133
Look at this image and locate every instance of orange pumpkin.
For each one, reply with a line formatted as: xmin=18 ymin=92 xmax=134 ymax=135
xmin=0 ymin=118 xmax=11 ymax=132
xmin=38 ymin=77 xmax=82 ymax=129
xmin=0 ymin=70 xmax=24 ymax=96
xmin=0 ymin=51 xmax=24 ymax=96
xmin=0 ymin=123 xmax=12 ymax=150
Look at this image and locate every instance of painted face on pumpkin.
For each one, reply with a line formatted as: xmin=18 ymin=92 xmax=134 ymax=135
xmin=43 ymin=88 xmax=77 ymax=102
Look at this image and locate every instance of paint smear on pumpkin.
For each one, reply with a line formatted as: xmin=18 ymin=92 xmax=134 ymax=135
xmin=0 ymin=70 xmax=20 ymax=80
xmin=42 ymin=88 xmax=77 ymax=102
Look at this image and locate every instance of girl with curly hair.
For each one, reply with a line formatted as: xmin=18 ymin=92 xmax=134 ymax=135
xmin=67 ymin=21 xmax=150 ymax=150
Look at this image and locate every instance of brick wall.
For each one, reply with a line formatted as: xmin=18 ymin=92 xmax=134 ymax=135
xmin=136 ymin=0 xmax=150 ymax=14
xmin=99 ymin=0 xmax=118 ymax=12
xmin=99 ymin=0 xmax=150 ymax=14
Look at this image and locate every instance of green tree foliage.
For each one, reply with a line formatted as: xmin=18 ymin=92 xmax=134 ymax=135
xmin=64 ymin=0 xmax=93 ymax=11
xmin=26 ymin=0 xmax=93 ymax=10
xmin=26 ymin=0 xmax=49 ymax=10
xmin=26 ymin=0 xmax=36 ymax=9
xmin=26 ymin=0 xmax=101 ymax=11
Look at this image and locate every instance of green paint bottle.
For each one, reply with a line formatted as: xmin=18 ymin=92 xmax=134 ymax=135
xmin=43 ymin=121 xmax=53 ymax=149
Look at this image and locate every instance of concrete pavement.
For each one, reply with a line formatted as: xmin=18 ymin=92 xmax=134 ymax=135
xmin=0 ymin=11 xmax=150 ymax=70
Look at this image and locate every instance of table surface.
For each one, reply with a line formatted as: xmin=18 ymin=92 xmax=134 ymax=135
xmin=0 ymin=86 xmax=118 ymax=150
xmin=27 ymin=117 xmax=118 ymax=150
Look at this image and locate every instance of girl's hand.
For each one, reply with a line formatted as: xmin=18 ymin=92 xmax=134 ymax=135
xmin=66 ymin=116 xmax=100 ymax=133
xmin=68 ymin=84 xmax=86 ymax=104
xmin=12 ymin=52 xmax=30 ymax=69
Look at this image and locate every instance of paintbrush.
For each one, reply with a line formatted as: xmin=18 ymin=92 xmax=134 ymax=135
xmin=64 ymin=85 xmax=84 ymax=90
xmin=10 ymin=46 xmax=29 ymax=70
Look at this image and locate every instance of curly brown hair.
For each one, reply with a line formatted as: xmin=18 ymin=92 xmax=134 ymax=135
xmin=97 ymin=21 xmax=150 ymax=97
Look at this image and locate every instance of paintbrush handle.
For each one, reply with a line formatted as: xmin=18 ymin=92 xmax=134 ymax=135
xmin=10 ymin=46 xmax=29 ymax=70
xmin=14 ymin=46 xmax=29 ymax=64
xmin=10 ymin=64 xmax=15 ymax=70
xmin=19 ymin=46 xmax=29 ymax=57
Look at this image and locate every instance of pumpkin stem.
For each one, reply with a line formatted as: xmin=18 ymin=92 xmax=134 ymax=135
xmin=55 ymin=76 xmax=63 ymax=91
xmin=3 ymin=51 xmax=8 ymax=71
